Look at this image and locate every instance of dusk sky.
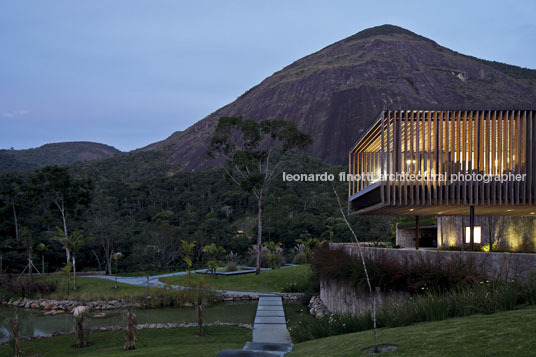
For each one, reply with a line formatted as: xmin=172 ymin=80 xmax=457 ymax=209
xmin=1 ymin=1 xmax=535 ymax=152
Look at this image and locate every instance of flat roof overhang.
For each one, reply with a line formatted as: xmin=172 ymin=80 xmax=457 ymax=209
xmin=349 ymin=183 xmax=536 ymax=216
xmin=348 ymin=109 xmax=536 ymax=217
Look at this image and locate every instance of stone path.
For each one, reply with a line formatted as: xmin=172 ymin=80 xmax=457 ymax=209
xmin=85 ymin=267 xmax=297 ymax=297
xmin=218 ymin=296 xmax=293 ymax=356
xmin=86 ymin=270 xmax=294 ymax=354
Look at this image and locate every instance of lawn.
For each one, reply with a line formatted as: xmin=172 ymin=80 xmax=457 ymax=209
xmin=289 ymin=306 xmax=536 ymax=356
xmin=4 ymin=276 xmax=150 ymax=301
xmin=160 ymin=265 xmax=311 ymax=293
xmin=0 ymin=326 xmax=250 ymax=356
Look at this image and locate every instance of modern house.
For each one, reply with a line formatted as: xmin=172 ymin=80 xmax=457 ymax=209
xmin=348 ymin=109 xmax=536 ymax=251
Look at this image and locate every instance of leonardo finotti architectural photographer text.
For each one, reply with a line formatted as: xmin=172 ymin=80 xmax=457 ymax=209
xmin=282 ymin=172 xmax=526 ymax=183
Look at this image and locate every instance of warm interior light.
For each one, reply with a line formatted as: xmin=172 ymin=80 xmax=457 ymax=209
xmin=465 ymin=226 xmax=481 ymax=244
xmin=409 ymin=208 xmax=414 ymax=212
xmin=531 ymin=212 xmax=535 ymax=215
xmin=506 ymin=209 xmax=513 ymax=212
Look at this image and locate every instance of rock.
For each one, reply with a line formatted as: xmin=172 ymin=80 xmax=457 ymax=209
xmin=308 ymin=296 xmax=330 ymax=319
xmin=93 ymin=313 xmax=106 ymax=318
xmin=30 ymin=303 xmax=40 ymax=309
xmin=51 ymin=310 xmax=65 ymax=315
xmin=73 ymin=306 xmax=90 ymax=317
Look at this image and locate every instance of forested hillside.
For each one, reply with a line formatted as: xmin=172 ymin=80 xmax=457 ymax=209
xmin=0 ymin=142 xmax=121 ymax=170
xmin=0 ymin=153 xmax=392 ymax=275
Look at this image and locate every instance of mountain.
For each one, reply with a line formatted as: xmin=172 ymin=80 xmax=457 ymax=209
xmin=0 ymin=141 xmax=122 ymax=170
xmin=143 ymin=24 xmax=536 ymax=171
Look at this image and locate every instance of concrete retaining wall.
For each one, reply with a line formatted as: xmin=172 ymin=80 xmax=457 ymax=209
xmin=320 ymin=279 xmax=408 ymax=316
xmin=438 ymin=216 xmax=536 ymax=252
xmin=319 ymin=243 xmax=536 ymax=316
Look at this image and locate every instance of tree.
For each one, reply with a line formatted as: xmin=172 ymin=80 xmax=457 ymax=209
xmin=202 ymin=243 xmax=225 ymax=277
xmin=53 ymin=227 xmax=92 ymax=291
xmin=181 ymin=240 xmax=196 ymax=279
xmin=0 ymin=173 xmax=25 ymax=242
xmin=113 ymin=252 xmax=122 ymax=289
xmin=0 ymin=237 xmax=13 ymax=274
xmin=296 ymin=237 xmax=326 ymax=264
xmin=89 ymin=193 xmax=123 ymax=275
xmin=208 ymin=117 xmax=312 ymax=274
xmin=19 ymin=226 xmax=39 ymax=280
xmin=265 ymin=241 xmax=282 ymax=269
xmin=33 ymin=166 xmax=92 ymax=264
xmin=62 ymin=261 xmax=73 ymax=298
xmin=35 ymin=243 xmax=47 ymax=274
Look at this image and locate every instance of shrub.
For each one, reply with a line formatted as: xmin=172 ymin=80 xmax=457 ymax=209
xmin=292 ymin=251 xmax=306 ymax=265
xmin=311 ymin=247 xmax=486 ymax=294
xmin=0 ymin=276 xmax=57 ymax=298
xmin=248 ymin=244 xmax=285 ymax=268
xmin=282 ymin=270 xmax=319 ymax=294
xmin=224 ymin=261 xmax=238 ymax=272
xmin=247 ymin=244 xmax=270 ymax=267
xmin=292 ymin=243 xmax=308 ymax=264
xmin=290 ymin=280 xmax=536 ymax=342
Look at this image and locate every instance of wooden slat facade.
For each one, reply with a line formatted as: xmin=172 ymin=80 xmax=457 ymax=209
xmin=349 ymin=109 xmax=536 ymax=216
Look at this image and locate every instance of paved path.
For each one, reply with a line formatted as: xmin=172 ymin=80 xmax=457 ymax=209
xmin=87 ymin=270 xmax=293 ymax=355
xmin=218 ymin=296 xmax=293 ymax=356
xmin=85 ymin=269 xmax=281 ymax=297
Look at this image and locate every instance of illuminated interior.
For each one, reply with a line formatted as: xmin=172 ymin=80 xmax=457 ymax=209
xmin=465 ymin=226 xmax=482 ymax=244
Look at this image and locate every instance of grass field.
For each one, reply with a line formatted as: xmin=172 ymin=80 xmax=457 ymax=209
xmin=289 ymin=306 xmax=536 ymax=356
xmin=4 ymin=276 xmax=149 ymax=301
xmin=0 ymin=326 xmax=250 ymax=357
xmin=2 ymin=305 xmax=534 ymax=356
xmin=160 ymin=265 xmax=311 ymax=292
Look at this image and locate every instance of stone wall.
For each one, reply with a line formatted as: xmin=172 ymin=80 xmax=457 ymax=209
xmin=396 ymin=225 xmax=437 ymax=248
xmin=332 ymin=243 xmax=536 ymax=281
xmin=320 ymin=279 xmax=408 ymax=316
xmin=438 ymin=216 xmax=536 ymax=252
xmin=318 ymin=243 xmax=536 ymax=316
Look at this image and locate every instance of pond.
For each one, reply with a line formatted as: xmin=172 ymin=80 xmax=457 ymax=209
xmin=0 ymin=301 xmax=257 ymax=343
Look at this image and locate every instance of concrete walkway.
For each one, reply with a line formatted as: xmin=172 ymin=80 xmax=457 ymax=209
xmin=218 ymin=296 xmax=293 ymax=356
xmin=85 ymin=270 xmax=281 ymax=297
xmin=87 ymin=270 xmax=294 ymax=355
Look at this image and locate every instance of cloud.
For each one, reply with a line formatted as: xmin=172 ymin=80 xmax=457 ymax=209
xmin=2 ymin=109 xmax=29 ymax=119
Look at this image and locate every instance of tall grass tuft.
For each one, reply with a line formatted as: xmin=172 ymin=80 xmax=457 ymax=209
xmin=290 ymin=278 xmax=536 ymax=343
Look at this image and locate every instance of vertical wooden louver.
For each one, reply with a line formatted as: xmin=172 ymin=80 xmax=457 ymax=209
xmin=349 ymin=110 xmax=536 ymax=215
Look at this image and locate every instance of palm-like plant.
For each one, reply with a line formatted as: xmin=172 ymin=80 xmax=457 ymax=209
xmin=181 ymin=240 xmax=196 ymax=279
xmin=113 ymin=252 xmax=123 ymax=288
xmin=296 ymin=237 xmax=326 ymax=264
xmin=202 ymin=243 xmax=225 ymax=277
xmin=35 ymin=243 xmax=47 ymax=274
xmin=62 ymin=261 xmax=73 ymax=298
xmin=53 ymin=227 xmax=92 ymax=291
xmin=265 ymin=241 xmax=283 ymax=269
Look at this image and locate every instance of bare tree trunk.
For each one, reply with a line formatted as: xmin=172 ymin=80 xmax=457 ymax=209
xmin=72 ymin=254 xmax=77 ymax=290
xmin=12 ymin=202 xmax=19 ymax=242
xmin=256 ymin=197 xmax=262 ymax=275
xmin=333 ymin=185 xmax=378 ymax=353
xmin=55 ymin=199 xmax=70 ymax=264
xmin=28 ymin=252 xmax=33 ymax=281
xmin=42 ymin=254 xmax=45 ymax=274
xmin=91 ymin=250 xmax=102 ymax=271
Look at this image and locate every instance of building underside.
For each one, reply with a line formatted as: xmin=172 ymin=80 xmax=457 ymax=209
xmin=349 ymin=109 xmax=536 ymax=251
xmin=349 ymin=109 xmax=536 ymax=217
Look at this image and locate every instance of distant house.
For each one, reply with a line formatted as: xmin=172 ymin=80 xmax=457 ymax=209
xmin=348 ymin=109 xmax=536 ymax=251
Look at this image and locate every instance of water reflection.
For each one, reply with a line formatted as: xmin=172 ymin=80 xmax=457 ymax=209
xmin=0 ymin=301 xmax=256 ymax=343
